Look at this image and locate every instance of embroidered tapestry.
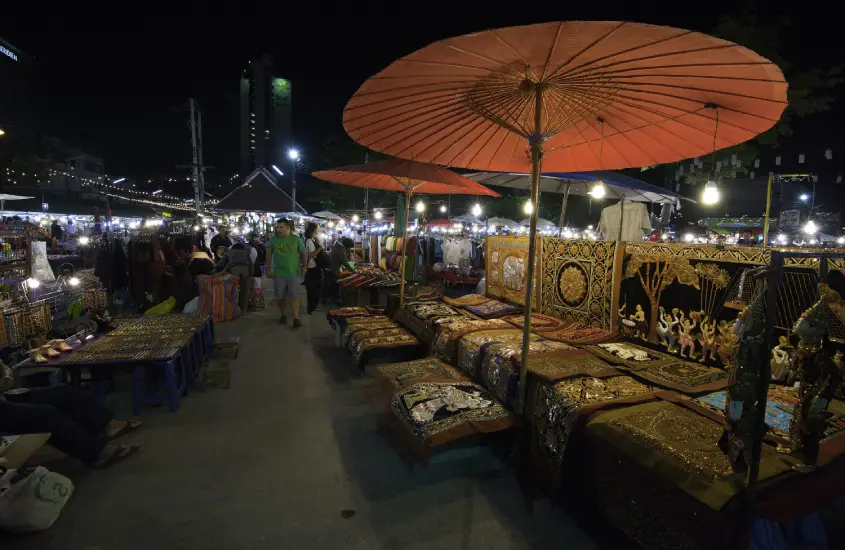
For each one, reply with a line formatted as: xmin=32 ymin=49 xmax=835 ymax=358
xmin=540 ymin=239 xmax=624 ymax=331
xmin=485 ymin=236 xmax=540 ymax=309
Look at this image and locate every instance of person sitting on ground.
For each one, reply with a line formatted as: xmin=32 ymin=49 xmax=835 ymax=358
xmin=0 ymin=362 xmax=142 ymax=468
xmin=266 ymin=219 xmax=306 ymax=328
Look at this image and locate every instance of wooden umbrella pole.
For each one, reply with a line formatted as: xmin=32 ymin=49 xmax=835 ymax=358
xmin=558 ymin=183 xmax=571 ymax=237
xmin=518 ymin=85 xmax=544 ymax=414
xmin=398 ymin=187 xmax=413 ymax=305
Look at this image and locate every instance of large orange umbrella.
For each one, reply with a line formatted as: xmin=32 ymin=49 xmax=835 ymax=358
xmin=312 ymin=159 xmax=500 ymax=302
xmin=342 ymin=21 xmax=787 ymax=420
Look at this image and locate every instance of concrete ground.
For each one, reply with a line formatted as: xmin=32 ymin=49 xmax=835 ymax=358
xmin=3 ymin=302 xmax=596 ymax=550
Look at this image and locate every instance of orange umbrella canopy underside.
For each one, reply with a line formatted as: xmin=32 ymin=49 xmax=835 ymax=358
xmin=343 ymin=21 xmax=788 ymax=173
xmin=312 ymin=158 xmax=501 ymax=196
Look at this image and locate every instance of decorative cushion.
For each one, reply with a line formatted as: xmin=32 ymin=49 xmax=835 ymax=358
xmin=442 ymin=294 xmax=491 ymax=308
xmin=373 ymin=356 xmax=469 ymax=390
xmin=501 ymin=313 xmax=565 ymax=332
xmin=391 ymin=381 xmax=514 ymax=448
xmin=432 ymin=318 xmax=512 ymax=364
xmin=463 ymin=299 xmax=522 ymax=319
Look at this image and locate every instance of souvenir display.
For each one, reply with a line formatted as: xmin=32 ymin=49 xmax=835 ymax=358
xmin=500 ymin=313 xmax=565 ymax=333
xmin=633 ymin=362 xmax=728 ymax=394
xmin=83 ymin=288 xmax=108 ymax=310
xmin=530 ymin=374 xmax=656 ymax=494
xmin=393 ymin=301 xmax=464 ymax=339
xmin=342 ymin=317 xmax=399 ymax=348
xmin=525 ymin=349 xmax=617 ymax=383
xmin=479 ymin=338 xmax=574 ymax=408
xmin=719 ymin=267 xmax=769 ymax=477
xmin=770 ymin=336 xmax=794 ymax=382
xmin=431 ymin=318 xmax=511 ymax=364
xmin=442 ymin=294 xmax=490 ymax=308
xmin=391 ymin=381 xmax=514 ymax=448
xmin=462 ymin=298 xmax=522 ymax=319
xmin=457 ymin=328 xmax=531 ymax=377
xmin=326 ymin=307 xmax=371 ymax=322
xmin=348 ymin=326 xmax=410 ymax=354
xmin=373 ymin=357 xmax=469 ymax=390
xmin=539 ymin=322 xmax=616 ymax=345
xmin=587 ymin=401 xmax=793 ymax=511
xmin=541 ymin=239 xmax=623 ymax=331
xmin=485 ymin=236 xmax=540 ymax=308
xmin=787 ymin=285 xmax=844 ymax=470
xmin=623 ymin=254 xmax=699 ymax=343
xmin=349 ymin=328 xmax=421 ymax=366
xmin=584 ymin=342 xmax=680 ymax=370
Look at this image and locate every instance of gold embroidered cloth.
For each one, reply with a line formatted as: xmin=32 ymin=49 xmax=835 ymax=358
xmin=634 ymin=362 xmax=728 ymax=394
xmin=432 ymin=318 xmax=512 ymax=364
xmin=373 ymin=357 xmax=469 ymax=389
xmin=463 ymin=298 xmax=522 ymax=319
xmin=391 ymin=381 xmax=514 ymax=447
xmin=586 ymin=401 xmax=793 ymax=510
xmin=584 ymin=342 xmax=680 ymax=370
xmin=501 ymin=313 xmax=565 ymax=332
xmin=443 ymin=294 xmax=491 ymax=307
xmin=540 ymin=322 xmax=617 ymax=345
xmin=540 ymin=239 xmax=624 ymax=331
xmin=350 ymin=328 xmax=420 ymax=363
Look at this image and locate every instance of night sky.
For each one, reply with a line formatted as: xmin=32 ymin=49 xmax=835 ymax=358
xmin=5 ymin=1 xmax=843 ymax=183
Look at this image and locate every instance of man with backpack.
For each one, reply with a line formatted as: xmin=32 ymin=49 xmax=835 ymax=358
xmin=216 ymin=241 xmax=255 ymax=316
xmin=303 ymin=222 xmax=329 ymax=315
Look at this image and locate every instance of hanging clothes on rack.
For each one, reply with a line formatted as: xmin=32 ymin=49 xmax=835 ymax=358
xmin=597 ymin=199 xmax=651 ymax=243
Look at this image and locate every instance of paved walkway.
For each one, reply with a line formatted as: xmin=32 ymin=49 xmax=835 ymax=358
xmin=4 ymin=304 xmax=595 ymax=550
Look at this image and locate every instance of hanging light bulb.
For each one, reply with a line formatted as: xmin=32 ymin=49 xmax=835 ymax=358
xmin=415 ymin=201 xmax=425 ymax=213
xmin=374 ymin=210 xmax=383 ymax=220
xmin=352 ymin=214 xmax=360 ymax=223
xmin=471 ymin=203 xmax=482 ymax=217
xmin=702 ymin=181 xmax=720 ymax=205
xmin=523 ymin=200 xmax=534 ymax=215
xmin=589 ymin=181 xmax=606 ymax=198
xmin=803 ymin=220 xmax=818 ymax=235
xmin=69 ymin=277 xmax=80 ymax=286
xmin=26 ymin=278 xmax=40 ymax=289
xmin=439 ymin=205 xmax=447 ymax=213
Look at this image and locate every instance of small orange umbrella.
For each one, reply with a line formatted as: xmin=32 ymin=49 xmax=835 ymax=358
xmin=312 ymin=159 xmax=499 ymax=302
xmin=342 ymin=21 xmax=787 ymax=418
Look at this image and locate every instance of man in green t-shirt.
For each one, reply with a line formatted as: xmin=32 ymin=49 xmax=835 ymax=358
xmin=266 ymin=219 xmax=307 ymax=328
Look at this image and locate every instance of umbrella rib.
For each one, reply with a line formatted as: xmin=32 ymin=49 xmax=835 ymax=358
xmin=483 ymin=115 xmax=525 ymax=171
xmin=607 ymin=81 xmax=788 ymax=106
xmin=434 ymin=110 xmax=508 ymax=166
xmin=448 ymin=114 xmax=511 ymax=168
xmin=440 ymin=42 xmax=519 ymax=77
xmin=610 ymin=88 xmax=782 ymax=125
xmin=553 ymin=60 xmax=780 ymax=79
xmin=385 ymin=106 xmax=504 ymax=160
xmin=489 ymin=30 xmax=535 ymax=80
xmin=540 ymin=22 xmax=565 ymax=82
xmin=546 ymin=21 xmax=628 ymax=81
xmin=344 ymin=89 xmax=469 ymax=124
xmin=394 ymin=58 xmax=498 ymax=74
xmin=558 ymin=43 xmax=747 ymax=82
xmin=563 ymin=71 xmax=787 ymax=84
xmin=602 ymin=118 xmax=658 ymax=166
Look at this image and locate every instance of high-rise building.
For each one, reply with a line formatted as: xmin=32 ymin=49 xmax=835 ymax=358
xmin=0 ymin=36 xmax=30 ymax=131
xmin=239 ymin=55 xmax=292 ymax=180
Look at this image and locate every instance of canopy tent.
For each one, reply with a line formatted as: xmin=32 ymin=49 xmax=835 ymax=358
xmin=485 ymin=217 xmax=520 ymax=229
xmin=311 ymin=211 xmax=343 ymax=220
xmin=468 ymin=170 xmax=692 ymax=233
xmin=452 ymin=214 xmax=483 ymax=225
xmin=519 ymin=217 xmax=556 ymax=228
xmin=214 ymin=168 xmax=297 ymax=213
xmin=467 ymin=171 xmax=690 ymax=205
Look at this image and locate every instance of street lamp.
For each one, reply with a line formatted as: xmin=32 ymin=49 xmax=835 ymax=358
xmin=288 ymin=148 xmax=300 ymax=212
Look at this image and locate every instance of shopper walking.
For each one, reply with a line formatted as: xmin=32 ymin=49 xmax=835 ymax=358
xmin=266 ymin=219 xmax=306 ymax=328
xmin=303 ymin=222 xmax=324 ymax=315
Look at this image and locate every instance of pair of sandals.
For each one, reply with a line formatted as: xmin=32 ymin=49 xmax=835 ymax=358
xmin=29 ymin=339 xmax=74 ymax=364
xmin=93 ymin=420 xmax=144 ymax=469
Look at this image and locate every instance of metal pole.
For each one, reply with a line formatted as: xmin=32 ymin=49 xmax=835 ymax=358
xmin=518 ymin=85 xmax=544 ymax=413
xmin=558 ymin=183 xmax=570 ymax=237
xmin=189 ymin=99 xmax=202 ymax=215
xmin=763 ymin=173 xmax=774 ymax=245
xmin=398 ymin=187 xmax=413 ymax=305
xmin=197 ymin=104 xmax=205 ymax=215
xmin=291 ymin=158 xmax=297 ymax=213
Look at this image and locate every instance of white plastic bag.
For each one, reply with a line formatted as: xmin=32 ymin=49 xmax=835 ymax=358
xmin=0 ymin=465 xmax=74 ymax=532
xmin=183 ymin=296 xmax=200 ymax=313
